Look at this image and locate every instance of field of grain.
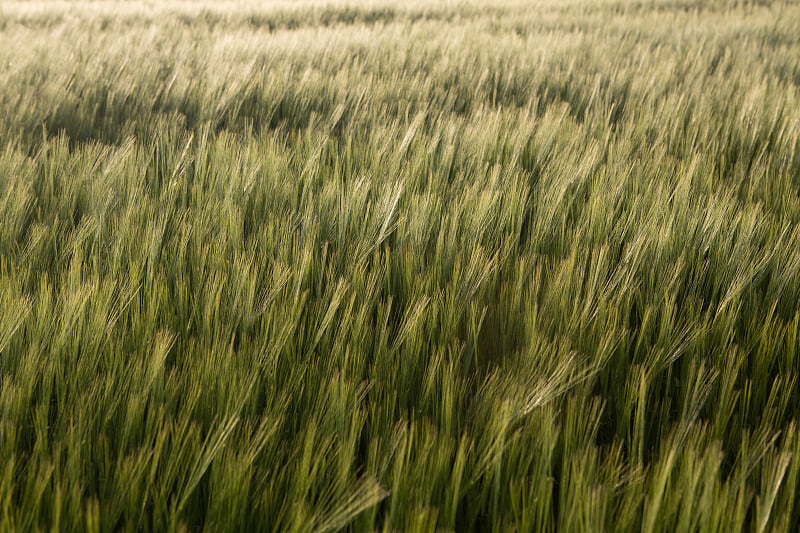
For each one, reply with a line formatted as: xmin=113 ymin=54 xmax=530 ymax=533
xmin=1 ymin=0 xmax=800 ymax=530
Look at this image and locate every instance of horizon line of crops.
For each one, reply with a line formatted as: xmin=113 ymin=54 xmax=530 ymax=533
xmin=1 ymin=0 xmax=800 ymax=530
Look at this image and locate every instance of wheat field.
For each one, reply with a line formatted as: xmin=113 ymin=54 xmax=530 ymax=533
xmin=1 ymin=0 xmax=800 ymax=531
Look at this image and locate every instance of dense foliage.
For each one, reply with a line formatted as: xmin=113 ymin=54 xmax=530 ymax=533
xmin=1 ymin=0 xmax=800 ymax=530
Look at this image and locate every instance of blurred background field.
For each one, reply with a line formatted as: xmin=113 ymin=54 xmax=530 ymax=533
xmin=1 ymin=0 xmax=800 ymax=530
